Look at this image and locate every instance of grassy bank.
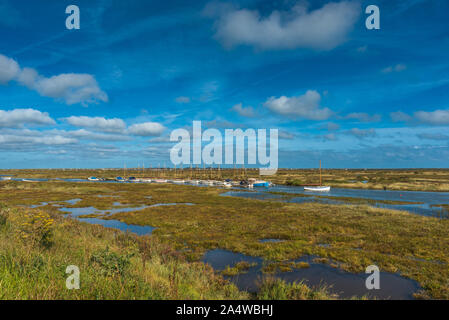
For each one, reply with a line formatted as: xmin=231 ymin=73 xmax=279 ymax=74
xmin=0 ymin=204 xmax=247 ymax=299
xmin=0 ymin=202 xmax=337 ymax=300
xmin=1 ymin=181 xmax=449 ymax=299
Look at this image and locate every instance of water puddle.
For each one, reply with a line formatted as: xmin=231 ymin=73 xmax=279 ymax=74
xmin=66 ymin=198 xmax=82 ymax=205
xmin=75 ymin=217 xmax=155 ymax=236
xmin=259 ymin=239 xmax=285 ymax=243
xmin=58 ymin=205 xmax=149 ymax=217
xmin=202 ymin=249 xmax=420 ymax=299
xmin=149 ymin=203 xmax=194 ymax=207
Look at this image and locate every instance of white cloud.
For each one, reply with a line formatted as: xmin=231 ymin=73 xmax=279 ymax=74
xmin=0 ymin=53 xmax=108 ymax=105
xmin=322 ymin=133 xmax=337 ymax=141
xmin=231 ymin=103 xmax=256 ymax=117
xmin=345 ymin=112 xmax=381 ymax=122
xmin=0 ymin=134 xmax=76 ymax=146
xmin=278 ymin=130 xmax=295 ymax=140
xmin=64 ymin=116 xmax=126 ymax=133
xmin=205 ymin=1 xmax=360 ymax=50
xmin=414 ymin=109 xmax=449 ymax=125
xmin=382 ymin=64 xmax=407 ymax=74
xmin=175 ymin=96 xmax=191 ymax=103
xmin=390 ymin=111 xmax=412 ymax=122
xmin=264 ymin=90 xmax=332 ymax=120
xmin=128 ymin=122 xmax=166 ymax=136
xmin=0 ymin=54 xmax=20 ymax=83
xmin=325 ymin=122 xmax=340 ymax=131
xmin=0 ymin=108 xmax=55 ymax=128
xmin=346 ymin=128 xmax=376 ymax=138
xmin=391 ymin=109 xmax=449 ymax=125
xmin=67 ymin=129 xmax=130 ymax=141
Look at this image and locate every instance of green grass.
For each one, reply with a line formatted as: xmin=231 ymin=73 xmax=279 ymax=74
xmin=221 ymin=261 xmax=257 ymax=276
xmin=0 ymin=205 xmax=247 ymax=300
xmin=256 ymin=277 xmax=337 ymax=300
xmin=1 ymin=181 xmax=449 ymax=299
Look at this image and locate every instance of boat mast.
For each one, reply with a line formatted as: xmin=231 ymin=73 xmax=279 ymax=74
xmin=319 ymin=160 xmax=322 ymax=186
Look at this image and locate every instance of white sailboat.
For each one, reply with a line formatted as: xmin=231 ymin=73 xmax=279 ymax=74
xmin=304 ymin=160 xmax=331 ymax=192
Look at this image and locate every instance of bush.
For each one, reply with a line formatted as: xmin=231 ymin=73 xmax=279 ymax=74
xmin=9 ymin=209 xmax=54 ymax=248
xmin=90 ymin=247 xmax=133 ymax=277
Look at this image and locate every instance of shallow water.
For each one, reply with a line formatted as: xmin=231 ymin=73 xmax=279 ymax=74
xmin=259 ymin=239 xmax=284 ymax=243
xmin=222 ymin=186 xmax=449 ymax=218
xmin=75 ymin=217 xmax=154 ymax=236
xmin=202 ymin=249 xmax=420 ymax=299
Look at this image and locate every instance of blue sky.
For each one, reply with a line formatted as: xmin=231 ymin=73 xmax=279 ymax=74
xmin=1 ymin=0 xmax=449 ymax=169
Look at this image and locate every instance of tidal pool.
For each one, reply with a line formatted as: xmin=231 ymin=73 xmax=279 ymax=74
xmin=222 ymin=187 xmax=449 ymax=218
xmin=202 ymin=249 xmax=420 ymax=300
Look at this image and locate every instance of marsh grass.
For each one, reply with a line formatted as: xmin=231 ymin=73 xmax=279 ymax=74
xmin=221 ymin=261 xmax=257 ymax=276
xmin=256 ymin=277 xmax=337 ymax=300
xmin=1 ymin=181 xmax=449 ymax=299
xmin=0 ymin=203 xmax=247 ymax=300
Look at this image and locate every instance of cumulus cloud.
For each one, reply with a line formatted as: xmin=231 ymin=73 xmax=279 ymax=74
xmin=381 ymin=64 xmax=407 ymax=74
xmin=204 ymin=1 xmax=360 ymax=50
xmin=414 ymin=109 xmax=449 ymax=125
xmin=323 ymin=133 xmax=337 ymax=141
xmin=325 ymin=122 xmax=340 ymax=131
xmin=264 ymin=90 xmax=332 ymax=120
xmin=390 ymin=111 xmax=412 ymax=122
xmin=391 ymin=109 xmax=449 ymax=125
xmin=0 ymin=133 xmax=76 ymax=146
xmin=0 ymin=108 xmax=55 ymax=128
xmin=278 ymin=130 xmax=295 ymax=140
xmin=345 ymin=112 xmax=381 ymax=122
xmin=64 ymin=116 xmax=126 ymax=133
xmin=175 ymin=96 xmax=191 ymax=104
xmin=128 ymin=122 xmax=166 ymax=136
xmin=67 ymin=129 xmax=131 ymax=142
xmin=0 ymin=53 xmax=108 ymax=105
xmin=231 ymin=103 xmax=256 ymax=117
xmin=0 ymin=54 xmax=20 ymax=83
xmin=346 ymin=128 xmax=376 ymax=139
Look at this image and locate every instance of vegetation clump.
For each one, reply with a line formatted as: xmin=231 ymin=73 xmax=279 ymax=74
xmin=257 ymin=277 xmax=336 ymax=300
xmin=221 ymin=261 xmax=257 ymax=276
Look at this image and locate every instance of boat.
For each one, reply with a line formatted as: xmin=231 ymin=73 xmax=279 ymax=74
xmin=0 ymin=176 xmax=12 ymax=181
xmin=304 ymin=160 xmax=331 ymax=192
xmin=172 ymin=180 xmax=185 ymax=184
xmin=116 ymin=176 xmax=125 ymax=182
xmin=153 ymin=179 xmax=167 ymax=183
xmin=223 ymin=182 xmax=232 ymax=188
xmin=88 ymin=177 xmax=100 ymax=181
xmin=250 ymin=179 xmax=271 ymax=187
xmin=128 ymin=176 xmax=139 ymax=182
xmin=304 ymin=186 xmax=331 ymax=192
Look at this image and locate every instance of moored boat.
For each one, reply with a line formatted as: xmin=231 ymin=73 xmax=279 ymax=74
xmin=88 ymin=176 xmax=100 ymax=181
xmin=304 ymin=160 xmax=331 ymax=192
xmin=304 ymin=186 xmax=331 ymax=192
